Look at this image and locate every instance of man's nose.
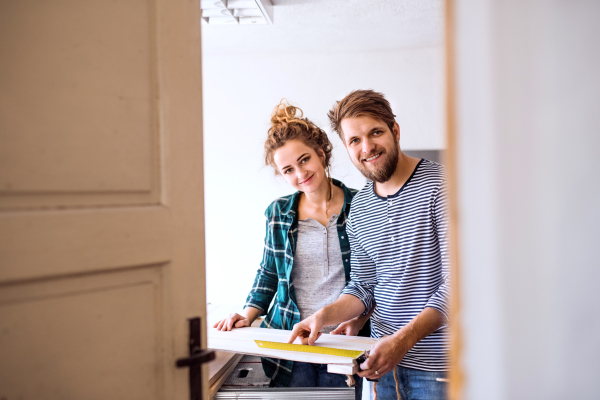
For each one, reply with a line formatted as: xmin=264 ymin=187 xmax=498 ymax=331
xmin=362 ymin=139 xmax=376 ymax=155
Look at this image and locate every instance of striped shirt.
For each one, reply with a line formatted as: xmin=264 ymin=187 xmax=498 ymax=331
xmin=341 ymin=159 xmax=450 ymax=371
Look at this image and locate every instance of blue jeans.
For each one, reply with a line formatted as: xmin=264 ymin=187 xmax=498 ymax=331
xmin=375 ymin=366 xmax=447 ymax=400
xmin=274 ymin=361 xmax=362 ymax=400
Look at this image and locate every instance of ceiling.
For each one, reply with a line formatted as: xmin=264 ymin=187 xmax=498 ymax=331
xmin=201 ymin=0 xmax=444 ymax=54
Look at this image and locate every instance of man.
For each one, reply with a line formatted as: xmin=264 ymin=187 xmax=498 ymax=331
xmin=288 ymin=90 xmax=449 ymax=399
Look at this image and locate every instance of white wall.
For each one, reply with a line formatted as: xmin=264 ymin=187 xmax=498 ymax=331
xmin=202 ymin=47 xmax=444 ymax=305
xmin=456 ymin=0 xmax=600 ymax=398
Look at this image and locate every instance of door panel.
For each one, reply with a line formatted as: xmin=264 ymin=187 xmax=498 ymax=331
xmin=0 ymin=0 xmax=159 ymax=209
xmin=0 ymin=0 xmax=206 ymax=398
xmin=0 ymin=207 xmax=171 ymax=282
xmin=0 ymin=267 xmax=163 ymax=399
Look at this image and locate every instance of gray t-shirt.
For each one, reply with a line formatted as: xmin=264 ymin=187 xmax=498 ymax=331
xmin=291 ymin=214 xmax=346 ymax=333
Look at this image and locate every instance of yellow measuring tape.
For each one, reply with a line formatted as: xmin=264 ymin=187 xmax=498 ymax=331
xmin=254 ymin=340 xmax=363 ymax=358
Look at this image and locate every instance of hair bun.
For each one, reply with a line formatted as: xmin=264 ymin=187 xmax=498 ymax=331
xmin=265 ymin=99 xmax=333 ymax=176
xmin=270 ymin=100 xmax=309 ymax=130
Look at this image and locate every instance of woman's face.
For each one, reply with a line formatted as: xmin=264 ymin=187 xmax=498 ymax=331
xmin=273 ymin=139 xmax=327 ymax=194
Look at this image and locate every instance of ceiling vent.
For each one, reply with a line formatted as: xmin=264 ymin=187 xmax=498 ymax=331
xmin=200 ymin=0 xmax=273 ymax=25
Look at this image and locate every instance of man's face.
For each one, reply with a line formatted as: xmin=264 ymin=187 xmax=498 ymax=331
xmin=341 ymin=116 xmax=400 ymax=183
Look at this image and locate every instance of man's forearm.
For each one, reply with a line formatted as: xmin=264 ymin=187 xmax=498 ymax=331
xmin=391 ymin=307 xmax=446 ymax=352
xmin=317 ymin=294 xmax=366 ymax=326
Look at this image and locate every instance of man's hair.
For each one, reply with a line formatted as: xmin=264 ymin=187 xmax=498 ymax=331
xmin=327 ymin=89 xmax=396 ymax=141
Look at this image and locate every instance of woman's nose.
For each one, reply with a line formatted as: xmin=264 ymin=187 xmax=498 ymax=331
xmin=297 ymin=167 xmax=307 ymax=179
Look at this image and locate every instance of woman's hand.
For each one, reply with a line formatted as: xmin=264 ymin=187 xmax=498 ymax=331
xmin=330 ymin=315 xmax=368 ymax=336
xmin=213 ymin=313 xmax=250 ymax=331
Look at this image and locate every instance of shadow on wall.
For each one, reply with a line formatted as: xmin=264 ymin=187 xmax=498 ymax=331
xmin=404 ymin=150 xmax=444 ymax=164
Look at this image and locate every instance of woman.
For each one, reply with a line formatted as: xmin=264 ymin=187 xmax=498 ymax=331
xmin=213 ymin=101 xmax=370 ymax=396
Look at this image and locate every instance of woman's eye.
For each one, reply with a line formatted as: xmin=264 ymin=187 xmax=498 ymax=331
xmin=301 ymin=157 xmax=309 ymax=164
xmin=284 ymin=169 xmax=292 ymax=174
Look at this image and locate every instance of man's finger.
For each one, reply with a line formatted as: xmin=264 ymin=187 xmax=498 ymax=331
xmin=307 ymin=328 xmax=321 ymax=346
xmin=330 ymin=324 xmax=346 ymax=335
xmin=287 ymin=325 xmax=301 ymax=344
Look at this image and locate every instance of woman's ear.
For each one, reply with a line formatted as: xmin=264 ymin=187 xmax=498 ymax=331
xmin=317 ymin=148 xmax=326 ymax=166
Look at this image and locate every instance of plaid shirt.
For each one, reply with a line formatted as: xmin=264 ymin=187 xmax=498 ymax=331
xmin=244 ymin=179 xmax=361 ymax=386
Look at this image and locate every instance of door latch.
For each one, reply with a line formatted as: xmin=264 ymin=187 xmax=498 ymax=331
xmin=176 ymin=317 xmax=215 ymax=400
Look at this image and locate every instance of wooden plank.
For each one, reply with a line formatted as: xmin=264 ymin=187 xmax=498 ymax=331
xmin=327 ymin=363 xmax=359 ymax=375
xmin=208 ymin=353 xmax=243 ymax=400
xmin=208 ymin=352 xmax=242 ymax=387
xmin=208 ymin=327 xmax=377 ymax=367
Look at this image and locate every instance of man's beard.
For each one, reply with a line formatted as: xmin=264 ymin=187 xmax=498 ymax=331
xmin=355 ymin=144 xmax=399 ymax=183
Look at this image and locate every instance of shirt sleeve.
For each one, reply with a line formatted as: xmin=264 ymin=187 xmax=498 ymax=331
xmin=244 ymin=216 xmax=278 ymax=314
xmin=341 ymin=212 xmax=377 ymax=315
xmin=424 ymin=180 xmax=451 ymax=320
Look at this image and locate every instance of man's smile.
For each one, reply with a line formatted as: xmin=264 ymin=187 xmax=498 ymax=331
xmin=363 ymin=152 xmax=383 ymax=163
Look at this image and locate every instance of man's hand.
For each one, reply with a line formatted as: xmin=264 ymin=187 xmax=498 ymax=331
xmin=330 ymin=315 xmax=367 ymax=336
xmin=356 ymin=307 xmax=447 ymax=379
xmin=357 ymin=335 xmax=409 ymax=379
xmin=287 ymin=313 xmax=324 ymax=345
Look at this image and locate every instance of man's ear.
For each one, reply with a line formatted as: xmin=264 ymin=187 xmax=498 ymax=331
xmin=392 ymin=122 xmax=400 ymax=142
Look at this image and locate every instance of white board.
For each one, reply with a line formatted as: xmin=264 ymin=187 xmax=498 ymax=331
xmin=208 ymin=326 xmax=378 ymax=371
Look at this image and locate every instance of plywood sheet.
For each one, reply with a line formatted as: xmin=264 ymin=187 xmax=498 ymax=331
xmin=208 ymin=327 xmax=378 ymax=367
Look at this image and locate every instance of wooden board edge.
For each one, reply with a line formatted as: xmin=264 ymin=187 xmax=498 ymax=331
xmin=208 ymin=353 xmax=244 ymax=400
xmin=208 ymin=352 xmax=242 ymax=387
xmin=327 ymin=362 xmax=358 ymax=375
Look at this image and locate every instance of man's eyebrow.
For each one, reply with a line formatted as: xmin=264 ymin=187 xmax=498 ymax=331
xmin=370 ymin=125 xmax=387 ymax=133
xmin=281 ymin=153 xmax=309 ymax=171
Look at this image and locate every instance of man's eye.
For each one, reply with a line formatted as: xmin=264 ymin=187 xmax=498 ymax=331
xmin=373 ymin=130 xmax=382 ymax=136
xmin=350 ymin=138 xmax=359 ymax=145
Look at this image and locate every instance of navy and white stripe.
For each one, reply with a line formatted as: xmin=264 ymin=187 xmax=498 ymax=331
xmin=342 ymin=159 xmax=450 ymax=371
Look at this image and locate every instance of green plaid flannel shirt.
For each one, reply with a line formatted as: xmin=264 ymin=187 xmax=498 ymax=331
xmin=244 ymin=179 xmax=365 ymax=386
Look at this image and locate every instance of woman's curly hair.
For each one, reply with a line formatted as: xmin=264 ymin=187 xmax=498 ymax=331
xmin=264 ymin=100 xmax=333 ymax=174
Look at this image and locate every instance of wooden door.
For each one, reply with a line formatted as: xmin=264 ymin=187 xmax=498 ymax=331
xmin=0 ymin=1 xmax=207 ymax=399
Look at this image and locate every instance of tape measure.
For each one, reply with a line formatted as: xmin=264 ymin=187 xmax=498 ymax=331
xmin=254 ymin=340 xmax=363 ymax=358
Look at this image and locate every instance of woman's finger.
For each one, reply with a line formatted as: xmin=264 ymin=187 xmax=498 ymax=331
xmin=234 ymin=318 xmax=248 ymax=328
xmin=226 ymin=316 xmax=239 ymax=331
